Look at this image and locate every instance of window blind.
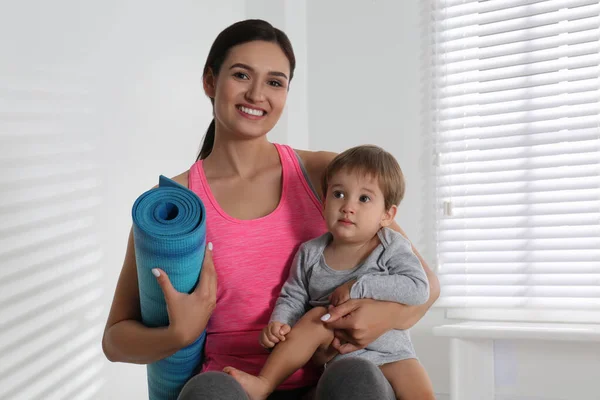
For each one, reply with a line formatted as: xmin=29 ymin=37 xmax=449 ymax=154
xmin=431 ymin=0 xmax=600 ymax=323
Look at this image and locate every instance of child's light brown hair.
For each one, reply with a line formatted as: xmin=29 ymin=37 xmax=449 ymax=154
xmin=321 ymin=145 xmax=405 ymax=210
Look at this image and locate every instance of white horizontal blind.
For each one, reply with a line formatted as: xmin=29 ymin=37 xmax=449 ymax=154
xmin=432 ymin=0 xmax=600 ymax=323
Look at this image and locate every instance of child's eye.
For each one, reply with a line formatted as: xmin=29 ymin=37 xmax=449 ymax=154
xmin=359 ymin=195 xmax=371 ymax=203
xmin=333 ymin=191 xmax=344 ymax=199
xmin=268 ymin=80 xmax=283 ymax=87
xmin=233 ymin=72 xmax=250 ymax=80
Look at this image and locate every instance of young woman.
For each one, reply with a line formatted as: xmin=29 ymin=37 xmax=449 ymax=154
xmin=102 ymin=19 xmax=440 ymax=400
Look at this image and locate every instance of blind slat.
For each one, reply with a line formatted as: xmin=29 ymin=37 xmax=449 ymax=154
xmin=439 ymin=132 xmax=600 ymax=155
xmin=439 ymin=78 xmax=600 ymax=108
xmin=440 ymin=90 xmax=600 ymax=121
xmin=434 ymin=0 xmax=546 ymax=20
xmin=446 ymin=308 xmax=600 ymax=323
xmin=442 ymin=286 xmax=600 ymax=298
xmin=436 ymin=297 xmax=600 ymax=309
xmin=438 ymin=115 xmax=599 ymax=142
xmin=440 ymin=152 xmax=600 ymax=175
xmin=439 ymin=214 xmax=600 ymax=230
xmin=440 ymin=274 xmax=600 ymax=285
xmin=436 ymin=0 xmax=597 ymax=29
xmin=439 ymin=236 xmax=600 ymax=252
xmin=443 ymin=189 xmax=600 ymax=208
xmin=439 ymin=102 xmax=600 ymax=130
xmin=439 ymin=15 xmax=600 ymax=53
xmin=441 ymin=262 xmax=600 ymax=274
xmin=438 ymin=179 xmax=600 ymax=197
xmin=440 ymin=66 xmax=599 ymax=98
xmin=440 ymin=249 xmax=600 ymax=263
xmin=438 ymin=165 xmax=600 ymax=187
xmin=441 ymin=28 xmax=600 ymax=64
xmin=439 ymin=4 xmax=600 ymax=42
xmin=439 ymin=42 xmax=600 ymax=78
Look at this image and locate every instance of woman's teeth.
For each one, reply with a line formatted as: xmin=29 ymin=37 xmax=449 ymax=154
xmin=238 ymin=106 xmax=265 ymax=116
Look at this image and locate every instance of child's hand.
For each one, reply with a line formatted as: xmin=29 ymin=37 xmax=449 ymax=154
xmin=329 ymin=279 xmax=357 ymax=306
xmin=260 ymin=321 xmax=291 ymax=349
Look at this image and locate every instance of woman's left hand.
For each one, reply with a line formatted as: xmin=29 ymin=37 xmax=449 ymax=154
xmin=321 ymin=298 xmax=395 ymax=354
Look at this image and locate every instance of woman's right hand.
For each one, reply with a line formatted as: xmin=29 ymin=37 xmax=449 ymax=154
xmin=153 ymin=242 xmax=217 ymax=347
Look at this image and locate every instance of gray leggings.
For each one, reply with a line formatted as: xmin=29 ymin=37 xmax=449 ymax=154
xmin=177 ymin=358 xmax=395 ymax=400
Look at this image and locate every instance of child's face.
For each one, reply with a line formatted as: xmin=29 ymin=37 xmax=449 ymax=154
xmin=323 ymin=170 xmax=396 ymax=244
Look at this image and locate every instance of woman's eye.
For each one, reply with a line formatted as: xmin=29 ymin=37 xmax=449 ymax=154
xmin=333 ymin=191 xmax=344 ymax=199
xmin=233 ymin=72 xmax=249 ymax=80
xmin=268 ymin=80 xmax=283 ymax=87
xmin=359 ymin=195 xmax=371 ymax=203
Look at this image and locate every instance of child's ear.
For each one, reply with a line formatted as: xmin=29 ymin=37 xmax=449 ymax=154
xmin=381 ymin=205 xmax=398 ymax=227
xmin=203 ymin=69 xmax=216 ymax=98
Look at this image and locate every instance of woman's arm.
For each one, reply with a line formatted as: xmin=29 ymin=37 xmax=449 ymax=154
xmin=103 ymin=228 xmax=185 ymax=364
xmin=387 ymin=220 xmax=440 ymax=329
xmin=102 ymin=228 xmax=217 ymax=364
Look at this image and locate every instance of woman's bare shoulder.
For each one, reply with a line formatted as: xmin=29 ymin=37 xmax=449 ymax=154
xmin=151 ymin=170 xmax=190 ymax=189
xmin=172 ymin=170 xmax=190 ymax=188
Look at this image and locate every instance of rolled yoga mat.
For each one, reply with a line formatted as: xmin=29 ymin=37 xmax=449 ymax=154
xmin=132 ymin=175 xmax=207 ymax=400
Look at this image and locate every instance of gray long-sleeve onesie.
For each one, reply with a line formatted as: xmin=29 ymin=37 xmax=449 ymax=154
xmin=270 ymin=227 xmax=430 ymax=366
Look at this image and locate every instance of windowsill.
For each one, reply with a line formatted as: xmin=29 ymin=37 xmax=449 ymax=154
xmin=432 ymin=321 xmax=600 ymax=342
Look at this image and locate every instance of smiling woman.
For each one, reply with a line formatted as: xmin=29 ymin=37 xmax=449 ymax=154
xmin=102 ymin=18 xmax=440 ymax=400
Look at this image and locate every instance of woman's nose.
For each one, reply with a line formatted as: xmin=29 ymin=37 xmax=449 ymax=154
xmin=245 ymin=82 xmax=265 ymax=102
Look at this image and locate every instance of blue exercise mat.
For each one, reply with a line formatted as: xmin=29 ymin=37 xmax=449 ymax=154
xmin=132 ymin=175 xmax=207 ymax=400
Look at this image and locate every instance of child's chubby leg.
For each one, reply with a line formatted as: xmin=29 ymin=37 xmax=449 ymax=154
xmin=379 ymin=358 xmax=436 ymax=400
xmin=224 ymin=306 xmax=337 ymax=400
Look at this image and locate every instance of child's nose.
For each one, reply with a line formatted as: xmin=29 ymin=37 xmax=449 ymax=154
xmin=341 ymin=202 xmax=355 ymax=214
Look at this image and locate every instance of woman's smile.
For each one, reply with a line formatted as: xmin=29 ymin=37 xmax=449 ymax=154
xmin=236 ymin=104 xmax=267 ymax=119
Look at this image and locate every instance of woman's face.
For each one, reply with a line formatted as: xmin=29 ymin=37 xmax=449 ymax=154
xmin=207 ymin=40 xmax=291 ymax=140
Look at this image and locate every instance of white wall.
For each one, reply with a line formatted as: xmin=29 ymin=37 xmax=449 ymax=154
xmin=305 ymin=2 xmax=598 ymax=400
xmin=1 ymin=1 xmax=246 ymax=399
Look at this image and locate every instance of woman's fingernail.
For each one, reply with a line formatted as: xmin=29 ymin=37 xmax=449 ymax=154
xmin=208 ymin=242 xmax=213 ymax=251
xmin=321 ymin=314 xmax=331 ymax=321
xmin=152 ymin=268 xmax=160 ymax=277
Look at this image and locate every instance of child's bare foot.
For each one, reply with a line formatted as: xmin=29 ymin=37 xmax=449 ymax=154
xmin=223 ymin=367 xmax=272 ymax=400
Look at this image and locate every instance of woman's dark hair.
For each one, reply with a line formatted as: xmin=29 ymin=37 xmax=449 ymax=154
xmin=197 ymin=19 xmax=296 ymax=160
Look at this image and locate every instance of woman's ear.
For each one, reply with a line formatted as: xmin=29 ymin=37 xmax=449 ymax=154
xmin=381 ymin=205 xmax=398 ymax=227
xmin=203 ymin=69 xmax=216 ymax=98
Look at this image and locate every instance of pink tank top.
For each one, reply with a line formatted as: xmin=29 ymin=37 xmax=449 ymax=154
xmin=189 ymin=143 xmax=327 ymax=390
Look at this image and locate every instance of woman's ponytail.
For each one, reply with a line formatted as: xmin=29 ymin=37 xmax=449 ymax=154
xmin=197 ymin=119 xmax=216 ymax=161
